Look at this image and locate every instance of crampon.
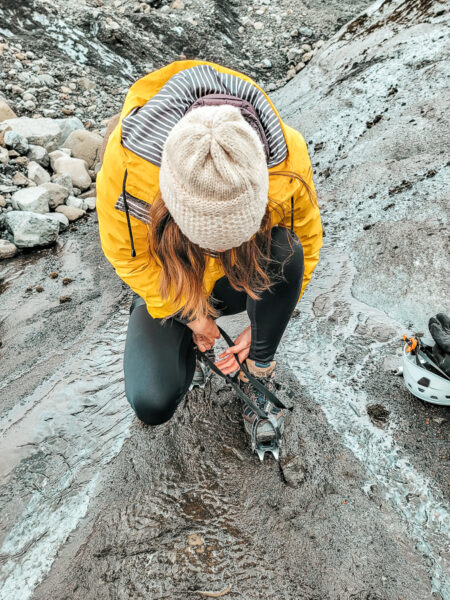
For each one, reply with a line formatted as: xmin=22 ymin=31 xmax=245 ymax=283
xmin=193 ymin=324 xmax=292 ymax=462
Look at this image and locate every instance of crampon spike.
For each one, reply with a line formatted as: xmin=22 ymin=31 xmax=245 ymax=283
xmin=270 ymin=446 xmax=280 ymax=461
xmin=253 ymin=439 xmax=281 ymax=462
xmin=256 ymin=448 xmax=266 ymax=462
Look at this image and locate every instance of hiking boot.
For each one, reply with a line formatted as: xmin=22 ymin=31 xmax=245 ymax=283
xmin=189 ymin=347 xmax=216 ymax=390
xmin=238 ymin=358 xmax=284 ymax=457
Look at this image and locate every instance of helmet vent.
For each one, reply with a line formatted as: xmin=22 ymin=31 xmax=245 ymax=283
xmin=430 ymin=396 xmax=438 ymax=400
xmin=417 ymin=377 xmax=430 ymax=387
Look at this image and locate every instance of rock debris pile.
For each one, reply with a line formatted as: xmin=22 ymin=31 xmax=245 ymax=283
xmin=0 ymin=106 xmax=102 ymax=258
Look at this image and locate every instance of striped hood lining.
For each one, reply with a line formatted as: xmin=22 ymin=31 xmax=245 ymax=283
xmin=121 ymin=64 xmax=288 ymax=169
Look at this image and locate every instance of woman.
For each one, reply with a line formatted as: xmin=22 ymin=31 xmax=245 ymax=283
xmin=97 ymin=60 xmax=323 ymax=457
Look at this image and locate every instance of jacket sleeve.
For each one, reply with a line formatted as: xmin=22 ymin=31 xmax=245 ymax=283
xmin=278 ymin=129 xmax=323 ymax=302
xmin=96 ymin=144 xmax=189 ymax=320
xmin=98 ymin=202 xmax=189 ymax=319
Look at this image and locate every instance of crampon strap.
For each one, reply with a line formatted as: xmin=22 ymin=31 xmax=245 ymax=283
xmin=195 ymin=324 xmax=293 ymax=417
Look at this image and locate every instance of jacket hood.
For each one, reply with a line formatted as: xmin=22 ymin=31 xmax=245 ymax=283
xmin=120 ymin=63 xmax=288 ymax=169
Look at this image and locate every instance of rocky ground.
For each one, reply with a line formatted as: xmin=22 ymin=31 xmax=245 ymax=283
xmin=0 ymin=0 xmax=370 ymax=258
xmin=1 ymin=0 xmax=449 ymax=599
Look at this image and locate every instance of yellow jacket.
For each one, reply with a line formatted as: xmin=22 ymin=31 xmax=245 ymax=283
xmin=97 ymin=60 xmax=323 ymax=319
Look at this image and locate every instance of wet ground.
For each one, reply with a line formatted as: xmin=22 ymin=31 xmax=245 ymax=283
xmin=1 ymin=221 xmax=448 ymax=599
xmin=1 ymin=0 xmax=450 ymax=598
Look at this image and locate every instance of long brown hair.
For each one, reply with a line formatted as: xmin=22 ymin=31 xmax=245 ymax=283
xmin=148 ymin=170 xmax=316 ymax=324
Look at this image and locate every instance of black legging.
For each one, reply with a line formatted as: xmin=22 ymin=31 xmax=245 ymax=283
xmin=123 ymin=226 xmax=304 ymax=425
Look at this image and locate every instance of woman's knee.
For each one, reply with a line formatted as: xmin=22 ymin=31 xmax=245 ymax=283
xmin=128 ymin=388 xmax=180 ymax=426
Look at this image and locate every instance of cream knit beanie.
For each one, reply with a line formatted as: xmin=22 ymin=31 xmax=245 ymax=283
xmin=159 ymin=104 xmax=269 ymax=251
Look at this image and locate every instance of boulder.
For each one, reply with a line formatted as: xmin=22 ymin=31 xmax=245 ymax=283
xmin=84 ymin=196 xmax=96 ymax=211
xmin=55 ymin=204 xmax=85 ymax=221
xmin=41 ymin=182 xmax=70 ymax=209
xmin=66 ymin=195 xmax=85 ymax=210
xmin=0 ymin=147 xmax=9 ymax=164
xmin=11 ymin=186 xmax=50 ymax=213
xmin=50 ymin=173 xmax=73 ymax=194
xmin=27 ymin=144 xmax=49 ymax=167
xmin=5 ymin=211 xmax=59 ymax=248
xmin=2 ymin=118 xmax=61 ymax=151
xmin=280 ymin=456 xmax=307 ymax=488
xmin=4 ymin=130 xmax=29 ymax=154
xmin=0 ymin=239 xmax=17 ymax=259
xmin=54 ymin=117 xmax=84 ymax=147
xmin=49 ymin=149 xmax=68 ymax=171
xmin=0 ymin=101 xmax=16 ymax=122
xmin=12 ymin=173 xmax=31 ymax=187
xmin=64 ymin=130 xmax=103 ymax=169
xmin=45 ymin=211 xmax=69 ymax=232
xmin=28 ymin=161 xmax=51 ymax=185
xmin=53 ymin=156 xmax=91 ymax=191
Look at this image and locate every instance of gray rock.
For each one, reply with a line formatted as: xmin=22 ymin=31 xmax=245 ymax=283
xmin=23 ymin=100 xmax=36 ymax=111
xmin=3 ymin=118 xmax=61 ymax=151
xmin=40 ymin=182 xmax=69 ymax=209
xmin=53 ymin=156 xmax=91 ymax=191
xmin=298 ymin=26 xmax=313 ymax=37
xmin=11 ymin=186 xmax=50 ymax=214
xmin=22 ymin=92 xmax=36 ymax=102
xmin=49 ymin=150 xmax=69 ymax=171
xmin=45 ymin=211 xmax=69 ymax=232
xmin=0 ymin=185 xmax=18 ymax=194
xmin=12 ymin=172 xmax=31 ymax=187
xmin=66 ymin=195 xmax=85 ymax=210
xmin=5 ymin=211 xmax=59 ymax=248
xmin=287 ymin=47 xmax=302 ymax=62
xmin=28 ymin=161 xmax=51 ymax=185
xmin=0 ymin=147 xmax=9 ymax=165
xmin=280 ymin=456 xmax=307 ymax=488
xmin=0 ymin=238 xmax=17 ymax=259
xmin=83 ymin=196 xmax=96 ymax=211
xmin=37 ymin=73 xmax=56 ymax=87
xmin=50 ymin=173 xmax=73 ymax=194
xmin=54 ymin=117 xmax=84 ymax=147
xmin=4 ymin=130 xmax=29 ymax=154
xmin=55 ymin=204 xmax=85 ymax=222
xmin=27 ymin=144 xmax=49 ymax=168
xmin=64 ymin=130 xmax=103 ymax=169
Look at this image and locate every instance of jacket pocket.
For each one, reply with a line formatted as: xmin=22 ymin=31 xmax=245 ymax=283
xmin=115 ymin=190 xmax=151 ymax=225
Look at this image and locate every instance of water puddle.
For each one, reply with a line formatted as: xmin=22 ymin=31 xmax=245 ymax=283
xmin=280 ymin=246 xmax=450 ymax=596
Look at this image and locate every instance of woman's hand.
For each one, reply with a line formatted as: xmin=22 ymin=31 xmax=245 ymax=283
xmin=187 ymin=315 xmax=221 ymax=352
xmin=215 ymin=325 xmax=252 ymax=375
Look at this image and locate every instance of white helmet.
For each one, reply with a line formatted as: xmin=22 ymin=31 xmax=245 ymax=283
xmin=402 ymin=336 xmax=450 ymax=406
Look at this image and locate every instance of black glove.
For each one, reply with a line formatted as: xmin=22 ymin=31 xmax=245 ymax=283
xmin=428 ymin=313 xmax=450 ymax=377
